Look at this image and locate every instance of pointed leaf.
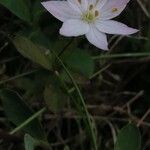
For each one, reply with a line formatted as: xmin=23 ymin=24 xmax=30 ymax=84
xmin=44 ymin=84 xmax=67 ymax=113
xmin=44 ymin=77 xmax=67 ymax=113
xmin=63 ymin=49 xmax=94 ymax=78
xmin=24 ymin=134 xmax=52 ymax=150
xmin=0 ymin=0 xmax=31 ymax=22
xmin=13 ymin=35 xmax=52 ymax=70
xmin=0 ymin=89 xmax=46 ymax=140
xmin=24 ymin=134 xmax=36 ymax=150
xmin=115 ymin=123 xmax=141 ymax=150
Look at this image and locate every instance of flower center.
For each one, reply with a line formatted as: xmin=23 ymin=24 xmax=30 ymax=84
xmin=82 ymin=4 xmax=100 ymax=23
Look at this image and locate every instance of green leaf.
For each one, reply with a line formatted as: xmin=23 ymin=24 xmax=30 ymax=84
xmin=60 ymin=70 xmax=90 ymax=84
xmin=114 ymin=123 xmax=141 ymax=150
xmin=24 ymin=134 xmax=36 ymax=150
xmin=0 ymin=89 xmax=46 ymax=140
xmin=24 ymin=134 xmax=52 ymax=150
xmin=64 ymin=145 xmax=70 ymax=150
xmin=31 ymin=0 xmax=45 ymax=23
xmin=13 ymin=35 xmax=52 ymax=70
xmin=0 ymin=0 xmax=31 ymax=22
xmin=63 ymin=49 xmax=94 ymax=78
xmin=44 ymin=85 xmax=67 ymax=113
xmin=44 ymin=77 xmax=67 ymax=113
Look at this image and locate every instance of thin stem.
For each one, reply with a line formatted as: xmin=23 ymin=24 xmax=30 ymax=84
xmin=0 ymin=69 xmax=39 ymax=85
xmin=89 ymin=64 xmax=111 ymax=79
xmin=10 ymin=107 xmax=46 ymax=135
xmin=58 ymin=38 xmax=74 ymax=56
xmin=92 ymin=52 xmax=150 ymax=60
xmin=136 ymin=0 xmax=150 ymax=18
xmin=0 ymin=56 xmax=20 ymax=64
xmin=52 ymin=51 xmax=98 ymax=150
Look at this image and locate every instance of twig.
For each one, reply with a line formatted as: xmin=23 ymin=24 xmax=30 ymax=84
xmin=106 ymin=121 xmax=117 ymax=144
xmin=0 ymin=42 xmax=8 ymax=53
xmin=89 ymin=64 xmax=111 ymax=79
xmin=92 ymin=52 xmax=150 ymax=60
xmin=110 ymin=36 xmax=124 ymax=51
xmin=137 ymin=109 xmax=150 ymax=127
xmin=44 ymin=114 xmax=150 ymax=127
xmin=122 ymin=90 xmax=144 ymax=109
xmin=136 ymin=0 xmax=150 ymax=18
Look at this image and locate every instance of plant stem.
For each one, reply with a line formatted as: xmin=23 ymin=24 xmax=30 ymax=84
xmin=58 ymin=38 xmax=74 ymax=56
xmin=0 ymin=69 xmax=39 ymax=85
xmin=52 ymin=51 xmax=98 ymax=150
xmin=92 ymin=52 xmax=150 ymax=60
xmin=89 ymin=64 xmax=111 ymax=79
xmin=10 ymin=107 xmax=46 ymax=135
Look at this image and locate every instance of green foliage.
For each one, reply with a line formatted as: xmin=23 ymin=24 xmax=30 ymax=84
xmin=0 ymin=0 xmax=31 ymax=22
xmin=44 ymin=82 xmax=67 ymax=113
xmin=31 ymin=0 xmax=45 ymax=23
xmin=115 ymin=123 xmax=141 ymax=150
xmin=64 ymin=145 xmax=70 ymax=150
xmin=24 ymin=134 xmax=51 ymax=150
xmin=63 ymin=49 xmax=94 ymax=78
xmin=24 ymin=134 xmax=36 ymax=150
xmin=0 ymin=89 xmax=46 ymax=140
xmin=13 ymin=35 xmax=52 ymax=70
xmin=14 ymin=70 xmax=51 ymax=100
xmin=54 ymin=53 xmax=98 ymax=150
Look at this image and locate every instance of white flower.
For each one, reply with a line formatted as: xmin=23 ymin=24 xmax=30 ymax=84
xmin=41 ymin=0 xmax=138 ymax=50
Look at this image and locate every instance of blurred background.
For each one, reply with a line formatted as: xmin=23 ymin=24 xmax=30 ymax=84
xmin=0 ymin=0 xmax=150 ymax=150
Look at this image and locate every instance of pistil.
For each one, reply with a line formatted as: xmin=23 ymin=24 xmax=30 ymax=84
xmin=82 ymin=10 xmax=99 ymax=23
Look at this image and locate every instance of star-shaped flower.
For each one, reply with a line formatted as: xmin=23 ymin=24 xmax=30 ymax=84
xmin=42 ymin=0 xmax=138 ymax=50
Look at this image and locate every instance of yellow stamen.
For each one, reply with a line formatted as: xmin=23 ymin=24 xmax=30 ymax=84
xmin=89 ymin=4 xmax=94 ymax=10
xmin=112 ymin=8 xmax=118 ymax=13
xmin=95 ymin=10 xmax=99 ymax=17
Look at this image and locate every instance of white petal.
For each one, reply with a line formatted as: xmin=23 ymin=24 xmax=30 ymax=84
xmin=95 ymin=20 xmax=139 ymax=35
xmin=96 ymin=0 xmax=108 ymax=9
xmin=88 ymin=0 xmax=97 ymax=5
xmin=68 ymin=0 xmax=88 ymax=13
xmin=86 ymin=25 xmax=108 ymax=50
xmin=60 ymin=19 xmax=89 ymax=37
xmin=100 ymin=0 xmax=130 ymax=20
xmin=41 ymin=1 xmax=79 ymax=22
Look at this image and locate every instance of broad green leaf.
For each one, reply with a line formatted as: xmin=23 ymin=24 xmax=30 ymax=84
xmin=114 ymin=123 xmax=141 ymax=150
xmin=44 ymin=77 xmax=67 ymax=112
xmin=24 ymin=134 xmax=36 ymax=150
xmin=44 ymin=85 xmax=67 ymax=113
xmin=63 ymin=49 xmax=94 ymax=78
xmin=28 ymin=30 xmax=52 ymax=49
xmin=13 ymin=35 xmax=52 ymax=70
xmin=24 ymin=134 xmax=51 ymax=150
xmin=60 ymin=70 xmax=90 ymax=84
xmin=14 ymin=70 xmax=52 ymax=101
xmin=19 ymin=28 xmax=51 ymax=49
xmin=32 ymin=0 xmax=45 ymax=23
xmin=64 ymin=145 xmax=70 ymax=150
xmin=0 ymin=89 xmax=46 ymax=140
xmin=0 ymin=0 xmax=31 ymax=22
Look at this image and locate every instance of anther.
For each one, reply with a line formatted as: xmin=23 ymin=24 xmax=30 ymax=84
xmin=95 ymin=10 xmax=99 ymax=17
xmin=89 ymin=4 xmax=94 ymax=10
xmin=112 ymin=8 xmax=118 ymax=13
